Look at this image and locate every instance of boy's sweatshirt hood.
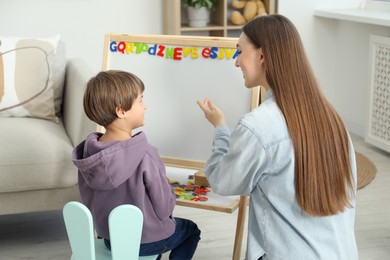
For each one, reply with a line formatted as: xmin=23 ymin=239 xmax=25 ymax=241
xmin=72 ymin=132 xmax=148 ymax=190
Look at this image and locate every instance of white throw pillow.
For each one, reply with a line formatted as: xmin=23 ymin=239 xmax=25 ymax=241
xmin=0 ymin=35 xmax=66 ymax=122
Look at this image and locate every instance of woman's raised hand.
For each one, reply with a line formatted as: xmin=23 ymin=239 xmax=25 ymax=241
xmin=196 ymin=98 xmax=225 ymax=127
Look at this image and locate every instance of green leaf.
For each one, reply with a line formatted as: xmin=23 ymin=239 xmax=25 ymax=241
xmin=181 ymin=0 xmax=217 ymax=9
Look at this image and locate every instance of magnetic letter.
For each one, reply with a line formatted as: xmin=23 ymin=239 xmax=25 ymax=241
xmin=140 ymin=43 xmax=148 ymax=53
xmin=110 ymin=41 xmax=117 ymax=52
xmin=191 ymin=48 xmax=199 ymax=59
xmin=157 ymin=45 xmax=165 ymax=57
xmin=125 ymin=42 xmax=135 ymax=54
xmin=225 ymin=48 xmax=236 ymax=59
xmin=173 ymin=47 xmax=183 ymax=60
xmin=210 ymin=47 xmax=218 ymax=59
xmin=117 ymin=42 xmax=126 ymax=54
xmin=202 ymin=48 xmax=211 ymax=59
xmin=148 ymin=44 xmax=157 ymax=55
xmin=165 ymin=47 xmax=174 ymax=59
xmin=183 ymin=47 xmax=192 ymax=57
xmin=233 ymin=49 xmax=240 ymax=59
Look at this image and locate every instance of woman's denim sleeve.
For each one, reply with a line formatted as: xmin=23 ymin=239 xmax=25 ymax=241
xmin=204 ymin=123 xmax=269 ymax=196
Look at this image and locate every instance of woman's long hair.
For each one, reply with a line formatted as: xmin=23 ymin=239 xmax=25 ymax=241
xmin=243 ymin=15 xmax=355 ymax=216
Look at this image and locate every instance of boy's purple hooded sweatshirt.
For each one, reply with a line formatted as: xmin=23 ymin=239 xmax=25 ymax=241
xmin=72 ymin=132 xmax=176 ymax=243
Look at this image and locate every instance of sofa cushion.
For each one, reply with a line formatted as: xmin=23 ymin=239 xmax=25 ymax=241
xmin=0 ymin=117 xmax=77 ymax=193
xmin=0 ymin=35 xmax=66 ymax=122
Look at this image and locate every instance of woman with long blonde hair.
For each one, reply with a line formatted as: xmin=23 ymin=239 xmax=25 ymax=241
xmin=198 ymin=14 xmax=357 ymax=260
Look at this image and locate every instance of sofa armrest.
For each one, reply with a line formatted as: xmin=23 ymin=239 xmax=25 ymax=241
xmin=62 ymin=58 xmax=96 ymax=147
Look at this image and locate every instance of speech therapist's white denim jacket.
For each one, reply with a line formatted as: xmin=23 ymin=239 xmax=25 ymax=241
xmin=204 ymin=90 xmax=358 ymax=260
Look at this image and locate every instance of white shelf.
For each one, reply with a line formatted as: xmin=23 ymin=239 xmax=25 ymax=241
xmin=314 ymin=8 xmax=390 ymax=27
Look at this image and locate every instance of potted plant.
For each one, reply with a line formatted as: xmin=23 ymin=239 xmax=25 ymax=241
xmin=181 ymin=0 xmax=217 ymax=27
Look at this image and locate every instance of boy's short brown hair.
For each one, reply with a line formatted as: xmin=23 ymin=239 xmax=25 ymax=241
xmin=83 ymin=70 xmax=144 ymax=127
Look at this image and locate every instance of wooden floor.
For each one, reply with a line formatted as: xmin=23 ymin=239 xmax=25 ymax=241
xmin=0 ymin=134 xmax=389 ymax=260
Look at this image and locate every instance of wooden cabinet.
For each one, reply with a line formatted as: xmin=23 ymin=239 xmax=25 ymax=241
xmin=163 ymin=0 xmax=277 ymax=37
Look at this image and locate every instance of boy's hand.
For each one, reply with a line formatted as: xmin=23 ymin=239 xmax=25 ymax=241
xmin=197 ymin=99 xmax=225 ymax=127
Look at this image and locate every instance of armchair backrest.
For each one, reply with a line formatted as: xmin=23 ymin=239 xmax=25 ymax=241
xmin=62 ymin=58 xmax=96 ymax=147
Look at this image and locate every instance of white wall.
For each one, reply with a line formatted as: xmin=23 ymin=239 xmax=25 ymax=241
xmin=0 ymin=0 xmax=163 ymax=73
xmin=278 ymin=0 xmax=360 ymax=102
xmin=278 ymin=0 xmax=390 ymax=136
xmin=332 ymin=22 xmax=390 ymax=135
xmin=1 ymin=0 xmax=389 ymax=137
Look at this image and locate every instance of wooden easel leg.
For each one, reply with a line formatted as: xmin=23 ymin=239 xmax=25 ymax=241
xmin=232 ymin=196 xmax=248 ymax=260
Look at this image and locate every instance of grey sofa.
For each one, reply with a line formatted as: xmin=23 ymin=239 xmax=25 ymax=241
xmin=0 ymin=58 xmax=96 ymax=215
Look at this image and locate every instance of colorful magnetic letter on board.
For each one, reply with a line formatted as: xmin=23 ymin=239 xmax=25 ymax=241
xmin=201 ymin=47 xmax=211 ymax=59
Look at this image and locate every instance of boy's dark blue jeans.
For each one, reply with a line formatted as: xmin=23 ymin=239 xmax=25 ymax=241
xmin=104 ymin=217 xmax=201 ymax=260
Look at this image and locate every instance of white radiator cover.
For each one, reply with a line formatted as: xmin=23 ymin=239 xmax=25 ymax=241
xmin=366 ymin=35 xmax=390 ymax=153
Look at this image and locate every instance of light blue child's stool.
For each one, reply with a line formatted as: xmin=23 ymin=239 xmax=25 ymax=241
xmin=63 ymin=201 xmax=159 ymax=260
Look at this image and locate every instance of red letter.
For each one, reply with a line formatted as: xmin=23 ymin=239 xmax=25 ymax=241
xmin=157 ymin=45 xmax=165 ymax=57
xmin=202 ymin=48 xmax=211 ymax=59
xmin=174 ymin=47 xmax=183 ymax=60
xmin=117 ymin=42 xmax=126 ymax=54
